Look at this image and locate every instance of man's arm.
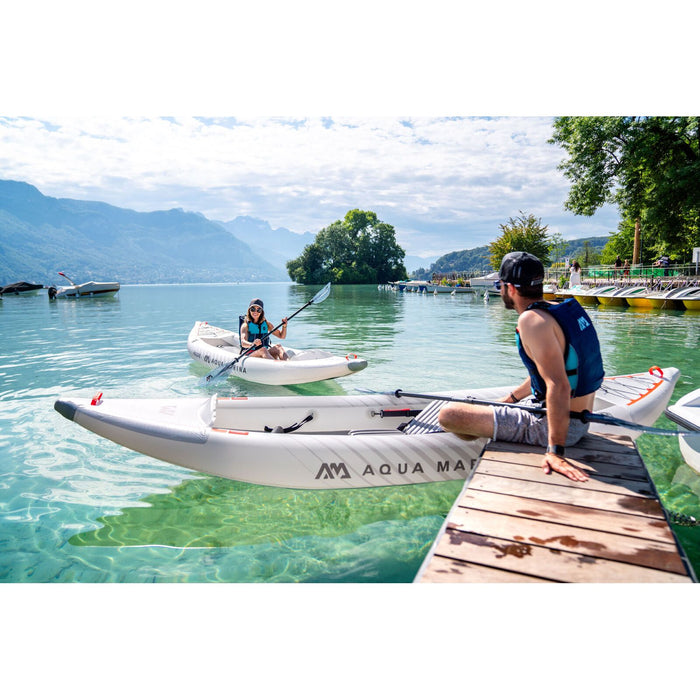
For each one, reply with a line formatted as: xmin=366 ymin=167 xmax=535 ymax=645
xmin=518 ymin=310 xmax=589 ymax=482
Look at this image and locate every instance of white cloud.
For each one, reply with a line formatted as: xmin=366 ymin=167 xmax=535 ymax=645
xmin=0 ymin=116 xmax=619 ymax=257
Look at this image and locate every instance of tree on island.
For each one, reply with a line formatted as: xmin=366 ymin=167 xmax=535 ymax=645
xmin=549 ymin=116 xmax=700 ymax=265
xmin=488 ymin=212 xmax=554 ymax=269
xmin=286 ymin=209 xmax=408 ymax=284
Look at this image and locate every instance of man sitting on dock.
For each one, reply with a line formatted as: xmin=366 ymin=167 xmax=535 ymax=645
xmin=439 ymin=251 xmax=605 ymax=482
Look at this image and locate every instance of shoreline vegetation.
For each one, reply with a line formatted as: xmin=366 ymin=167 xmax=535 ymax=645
xmin=429 ymin=263 xmax=700 ymax=288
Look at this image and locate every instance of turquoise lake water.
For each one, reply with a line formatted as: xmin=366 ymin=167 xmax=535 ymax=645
xmin=1 ymin=282 xmax=699 ymax=582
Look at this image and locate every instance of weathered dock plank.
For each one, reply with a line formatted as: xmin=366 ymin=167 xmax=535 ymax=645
xmin=415 ymin=432 xmax=696 ymax=583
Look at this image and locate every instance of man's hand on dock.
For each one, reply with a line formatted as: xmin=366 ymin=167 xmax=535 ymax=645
xmin=542 ymin=453 xmax=589 ymax=482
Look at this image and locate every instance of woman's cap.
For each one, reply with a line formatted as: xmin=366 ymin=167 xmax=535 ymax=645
xmin=499 ymin=251 xmax=544 ymax=287
xmin=248 ymin=298 xmax=264 ymax=310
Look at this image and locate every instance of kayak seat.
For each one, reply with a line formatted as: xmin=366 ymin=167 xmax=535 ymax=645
xmin=401 ymin=400 xmax=447 ymax=435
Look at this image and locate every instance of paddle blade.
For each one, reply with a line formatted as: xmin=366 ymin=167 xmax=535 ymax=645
xmin=201 ymin=365 xmax=228 ymax=385
xmin=201 ymin=355 xmax=245 ymax=385
xmin=311 ymin=282 xmax=331 ymax=304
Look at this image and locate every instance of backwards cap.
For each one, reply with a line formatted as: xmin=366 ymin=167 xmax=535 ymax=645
xmin=499 ymin=251 xmax=544 ymax=287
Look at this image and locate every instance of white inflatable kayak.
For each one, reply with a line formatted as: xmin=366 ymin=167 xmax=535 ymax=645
xmin=665 ymin=387 xmax=700 ymax=473
xmin=187 ymin=321 xmax=368 ymax=385
xmin=55 ymin=367 xmax=679 ymax=489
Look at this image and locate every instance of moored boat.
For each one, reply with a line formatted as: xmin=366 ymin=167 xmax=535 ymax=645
xmin=677 ymin=287 xmax=700 ymax=310
xmin=425 ymin=283 xmax=473 ymax=294
xmin=48 ymin=272 xmax=120 ymax=299
xmin=573 ymin=285 xmax=616 ymax=305
xmin=54 ymin=367 xmax=679 ymax=489
xmin=0 ymin=281 xmax=44 ymax=295
xmin=466 ymin=272 xmax=501 ymax=297
xmin=187 ymin=321 xmax=368 ymax=386
xmin=555 ymin=284 xmax=588 ymax=300
xmin=403 ymin=280 xmax=430 ymax=293
xmin=542 ymin=283 xmax=558 ymax=300
xmin=665 ymin=387 xmax=700 ymax=473
xmin=596 ymin=285 xmax=647 ymax=306
xmin=625 ymin=286 xmax=693 ymax=310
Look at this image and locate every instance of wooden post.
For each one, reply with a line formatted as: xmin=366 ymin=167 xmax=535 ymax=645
xmin=633 ymin=218 xmax=641 ymax=264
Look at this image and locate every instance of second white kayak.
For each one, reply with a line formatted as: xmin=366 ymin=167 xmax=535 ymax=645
xmin=187 ymin=321 xmax=368 ymax=385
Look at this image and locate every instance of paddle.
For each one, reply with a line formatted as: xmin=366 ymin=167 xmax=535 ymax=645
xmin=360 ymin=388 xmax=694 ymax=437
xmin=202 ymin=282 xmax=332 ymax=384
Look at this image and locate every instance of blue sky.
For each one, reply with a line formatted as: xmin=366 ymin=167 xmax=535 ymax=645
xmin=2 ymin=3 xmax=691 ymax=261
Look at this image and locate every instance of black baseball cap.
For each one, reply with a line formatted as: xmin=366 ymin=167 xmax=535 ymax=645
xmin=248 ymin=298 xmax=264 ymax=310
xmin=499 ymin=251 xmax=544 ymax=287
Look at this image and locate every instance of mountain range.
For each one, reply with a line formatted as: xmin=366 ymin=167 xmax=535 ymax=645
xmin=0 ymin=180 xmax=301 ymax=285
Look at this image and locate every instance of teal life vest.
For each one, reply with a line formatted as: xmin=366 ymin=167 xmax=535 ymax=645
xmin=243 ymin=317 xmax=270 ymax=347
xmin=516 ymin=298 xmax=604 ymax=401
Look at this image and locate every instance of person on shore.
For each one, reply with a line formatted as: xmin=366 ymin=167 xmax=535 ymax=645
xmin=439 ymin=251 xmax=605 ymax=482
xmin=654 ymin=253 xmax=671 ymax=276
xmin=622 ymin=259 xmax=630 ymax=278
xmin=240 ymin=298 xmax=289 ymax=360
xmin=614 ymin=255 xmax=623 ymax=278
xmin=569 ymin=260 xmax=582 ymax=287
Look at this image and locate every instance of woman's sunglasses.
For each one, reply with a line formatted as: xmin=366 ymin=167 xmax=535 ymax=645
xmin=250 ymin=306 xmax=262 ymax=313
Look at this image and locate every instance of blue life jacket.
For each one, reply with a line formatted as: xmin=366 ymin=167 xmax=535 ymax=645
xmin=241 ymin=316 xmax=270 ymax=347
xmin=516 ymin=298 xmax=604 ymax=401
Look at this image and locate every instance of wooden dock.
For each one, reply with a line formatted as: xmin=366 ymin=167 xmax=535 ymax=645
xmin=415 ymin=432 xmax=697 ymax=583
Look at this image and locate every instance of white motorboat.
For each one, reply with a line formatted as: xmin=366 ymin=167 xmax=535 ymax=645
xmin=467 ymin=271 xmax=500 ymax=297
xmin=48 ymin=272 xmax=120 ymax=299
xmin=467 ymin=271 xmax=498 ymax=288
xmin=187 ymin=321 xmax=368 ymax=386
xmin=425 ymin=283 xmax=473 ymax=294
xmin=54 ymin=366 xmax=679 ymax=490
xmin=403 ymin=280 xmax=430 ymax=293
xmin=665 ymin=387 xmax=700 ymax=473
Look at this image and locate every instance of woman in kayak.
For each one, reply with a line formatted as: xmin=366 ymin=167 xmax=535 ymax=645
xmin=240 ymin=298 xmax=289 ymax=360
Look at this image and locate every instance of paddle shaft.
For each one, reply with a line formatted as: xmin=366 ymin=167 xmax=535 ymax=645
xmin=203 ymin=283 xmax=331 ymax=384
xmin=393 ymin=389 xmax=690 ymax=436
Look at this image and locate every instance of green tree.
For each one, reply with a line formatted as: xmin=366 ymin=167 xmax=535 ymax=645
xmin=488 ymin=212 xmax=553 ymax=269
xmin=286 ymin=210 xmax=407 ymax=285
xmin=549 ymin=116 xmax=700 ymax=263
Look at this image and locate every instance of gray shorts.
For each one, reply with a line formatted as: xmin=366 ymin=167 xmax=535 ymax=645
xmin=493 ymin=400 xmax=590 ymax=447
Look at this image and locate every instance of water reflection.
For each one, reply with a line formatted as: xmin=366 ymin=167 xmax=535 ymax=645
xmin=68 ymin=474 xmax=463 ymax=550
